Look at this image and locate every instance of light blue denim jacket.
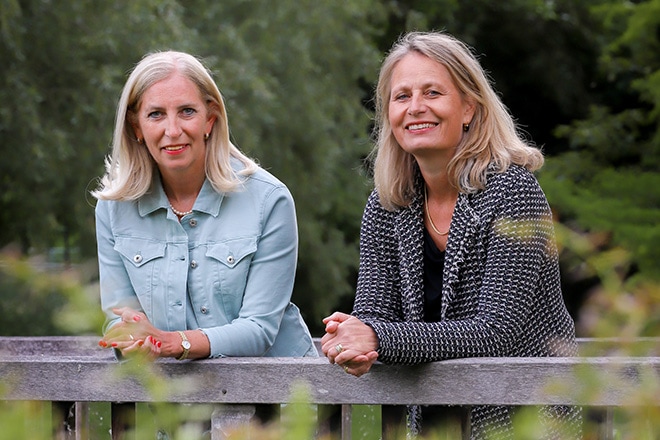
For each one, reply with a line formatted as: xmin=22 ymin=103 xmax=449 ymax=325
xmin=95 ymin=163 xmax=317 ymax=357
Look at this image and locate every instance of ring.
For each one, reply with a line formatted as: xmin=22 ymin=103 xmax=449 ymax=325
xmin=335 ymin=344 xmax=343 ymax=354
xmin=129 ymin=334 xmax=134 ymax=341
xmin=343 ymin=365 xmax=349 ymax=373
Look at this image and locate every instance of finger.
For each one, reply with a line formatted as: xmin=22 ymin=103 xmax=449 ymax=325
xmin=321 ymin=339 xmax=345 ymax=361
xmin=120 ymin=339 xmax=144 ymax=354
xmin=111 ymin=307 xmax=129 ymax=317
xmin=324 ymin=320 xmax=340 ymax=333
xmin=112 ymin=307 xmax=143 ymax=324
xmin=322 ymin=312 xmax=351 ymax=324
xmin=320 ymin=332 xmax=337 ymax=347
xmin=334 ymin=349 xmax=378 ymax=366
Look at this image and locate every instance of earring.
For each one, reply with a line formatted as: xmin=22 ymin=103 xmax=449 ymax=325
xmin=463 ymin=123 xmax=470 ymax=132
xmin=204 ymin=133 xmax=209 ymax=141
xmin=137 ymin=137 xmax=143 ymax=144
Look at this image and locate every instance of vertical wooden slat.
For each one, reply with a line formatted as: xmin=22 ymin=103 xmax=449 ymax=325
xmin=601 ymin=407 xmax=615 ymax=440
xmin=340 ymin=404 xmax=352 ymax=440
xmin=111 ymin=402 xmax=136 ymax=440
xmin=74 ymin=402 xmax=90 ymax=440
xmin=211 ymin=404 xmax=256 ymax=440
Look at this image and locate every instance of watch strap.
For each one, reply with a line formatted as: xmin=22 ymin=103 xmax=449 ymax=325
xmin=176 ymin=330 xmax=190 ymax=361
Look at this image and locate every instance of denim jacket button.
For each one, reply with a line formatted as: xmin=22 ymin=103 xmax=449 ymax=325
xmin=226 ymin=256 xmax=235 ymax=264
xmin=189 ymin=218 xmax=198 ymax=227
xmin=200 ymin=306 xmax=209 ymax=314
xmin=190 ymin=260 xmax=198 ymax=269
xmin=133 ymin=254 xmax=143 ymax=264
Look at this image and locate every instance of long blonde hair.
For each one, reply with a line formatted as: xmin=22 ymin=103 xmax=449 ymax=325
xmin=92 ymin=51 xmax=257 ymax=201
xmin=372 ymin=32 xmax=543 ymax=211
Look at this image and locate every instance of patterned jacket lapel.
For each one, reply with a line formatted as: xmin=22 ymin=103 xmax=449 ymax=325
xmin=395 ymin=188 xmax=425 ymax=322
xmin=441 ymin=193 xmax=480 ymax=318
xmin=394 ymin=176 xmax=481 ymax=322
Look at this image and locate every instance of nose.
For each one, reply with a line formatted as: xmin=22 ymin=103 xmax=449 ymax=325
xmin=407 ymin=93 xmax=426 ymax=116
xmin=165 ymin=115 xmax=183 ymax=138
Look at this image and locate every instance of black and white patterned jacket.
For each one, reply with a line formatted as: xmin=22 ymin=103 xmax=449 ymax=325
xmin=353 ymin=164 xmax=581 ymax=439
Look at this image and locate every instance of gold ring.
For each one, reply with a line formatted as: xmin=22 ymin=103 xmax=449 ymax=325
xmin=129 ymin=334 xmax=134 ymax=341
xmin=343 ymin=365 xmax=349 ymax=373
xmin=335 ymin=344 xmax=343 ymax=354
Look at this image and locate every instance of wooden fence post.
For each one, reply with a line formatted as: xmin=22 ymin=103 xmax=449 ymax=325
xmin=211 ymin=404 xmax=256 ymax=440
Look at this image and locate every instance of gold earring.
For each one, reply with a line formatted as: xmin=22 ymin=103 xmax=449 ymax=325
xmin=463 ymin=123 xmax=470 ymax=132
xmin=137 ymin=137 xmax=143 ymax=144
xmin=204 ymin=133 xmax=209 ymax=140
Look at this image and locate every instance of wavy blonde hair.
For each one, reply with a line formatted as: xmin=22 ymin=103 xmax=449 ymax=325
xmin=92 ymin=51 xmax=257 ymax=201
xmin=372 ymin=32 xmax=543 ymax=211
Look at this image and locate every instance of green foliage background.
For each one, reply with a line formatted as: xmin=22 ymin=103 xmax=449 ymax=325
xmin=0 ymin=0 xmax=658 ymax=336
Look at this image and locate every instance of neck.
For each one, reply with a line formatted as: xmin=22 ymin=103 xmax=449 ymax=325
xmin=160 ymin=171 xmax=205 ymax=208
xmin=418 ymin=165 xmax=455 ymax=201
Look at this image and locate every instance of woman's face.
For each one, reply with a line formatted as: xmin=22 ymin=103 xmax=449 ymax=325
xmin=132 ymin=72 xmax=216 ymax=178
xmin=388 ymin=52 xmax=474 ymax=160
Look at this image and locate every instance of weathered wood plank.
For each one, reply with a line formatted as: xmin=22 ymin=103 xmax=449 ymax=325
xmin=1 ymin=337 xmax=658 ymax=407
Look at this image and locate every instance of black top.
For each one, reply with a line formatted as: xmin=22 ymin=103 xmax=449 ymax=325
xmin=423 ymin=228 xmax=445 ymax=322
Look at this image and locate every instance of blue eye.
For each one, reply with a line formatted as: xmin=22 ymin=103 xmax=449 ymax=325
xmin=182 ymin=108 xmax=196 ymax=116
xmin=147 ymin=111 xmax=162 ymax=118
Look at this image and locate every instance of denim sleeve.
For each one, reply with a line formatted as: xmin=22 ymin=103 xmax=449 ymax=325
xmin=95 ymin=200 xmax=142 ymax=334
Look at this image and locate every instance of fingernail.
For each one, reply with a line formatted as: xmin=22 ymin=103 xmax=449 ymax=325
xmin=111 ymin=342 xmax=118 ymax=347
xmin=138 ymin=340 xmax=144 ymax=346
xmin=133 ymin=316 xmax=141 ymax=322
xmin=156 ymin=341 xmax=162 ymax=348
xmin=98 ymin=340 xmax=107 ymax=347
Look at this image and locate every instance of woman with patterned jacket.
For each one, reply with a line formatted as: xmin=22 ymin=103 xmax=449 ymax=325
xmin=321 ymin=31 xmax=581 ymax=439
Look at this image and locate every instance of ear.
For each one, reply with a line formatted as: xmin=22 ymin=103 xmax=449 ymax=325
xmin=205 ymin=112 xmax=217 ymax=136
xmin=463 ymin=97 xmax=476 ymax=125
xmin=131 ymin=123 xmax=143 ymax=142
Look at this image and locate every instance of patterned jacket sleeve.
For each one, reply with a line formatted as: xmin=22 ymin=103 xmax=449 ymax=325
xmin=354 ymin=167 xmax=576 ymax=365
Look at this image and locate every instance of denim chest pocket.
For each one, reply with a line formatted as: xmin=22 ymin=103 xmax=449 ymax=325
xmin=114 ymin=237 xmax=166 ymax=298
xmin=206 ymin=237 xmax=257 ymax=317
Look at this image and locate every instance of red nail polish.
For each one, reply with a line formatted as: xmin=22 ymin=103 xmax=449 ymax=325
xmin=98 ymin=340 xmax=107 ymax=347
xmin=156 ymin=341 xmax=162 ymax=348
xmin=111 ymin=342 xmax=118 ymax=347
xmin=133 ymin=316 xmax=141 ymax=322
xmin=138 ymin=340 xmax=144 ymax=346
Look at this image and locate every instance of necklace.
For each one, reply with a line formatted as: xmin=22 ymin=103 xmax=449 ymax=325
xmin=170 ymin=203 xmax=193 ymax=217
xmin=424 ymin=185 xmax=449 ymax=236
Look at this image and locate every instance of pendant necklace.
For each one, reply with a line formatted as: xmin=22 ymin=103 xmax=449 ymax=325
xmin=424 ymin=185 xmax=449 ymax=236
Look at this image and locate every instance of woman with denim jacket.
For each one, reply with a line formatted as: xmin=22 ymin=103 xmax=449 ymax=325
xmin=93 ymin=51 xmax=316 ymax=360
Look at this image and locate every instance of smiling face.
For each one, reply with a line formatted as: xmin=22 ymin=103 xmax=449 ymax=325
xmin=132 ymin=72 xmax=216 ymax=179
xmin=388 ymin=52 xmax=475 ymax=161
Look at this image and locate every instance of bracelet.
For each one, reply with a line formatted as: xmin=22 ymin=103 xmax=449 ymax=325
xmin=176 ymin=330 xmax=191 ymax=360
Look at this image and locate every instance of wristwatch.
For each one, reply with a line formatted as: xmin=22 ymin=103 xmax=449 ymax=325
xmin=176 ymin=331 xmax=191 ymax=360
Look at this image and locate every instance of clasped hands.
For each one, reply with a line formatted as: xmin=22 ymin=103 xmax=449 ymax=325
xmin=321 ymin=312 xmax=379 ymax=377
xmin=98 ymin=307 xmax=162 ymax=360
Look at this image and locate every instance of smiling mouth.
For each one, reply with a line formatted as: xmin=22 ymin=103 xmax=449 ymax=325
xmin=407 ymin=123 xmax=438 ymax=131
xmin=163 ymin=145 xmax=187 ymax=152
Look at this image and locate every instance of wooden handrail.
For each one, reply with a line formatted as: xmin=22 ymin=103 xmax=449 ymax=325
xmin=1 ymin=336 xmax=659 ymax=406
xmin=1 ymin=336 xmax=658 ymax=440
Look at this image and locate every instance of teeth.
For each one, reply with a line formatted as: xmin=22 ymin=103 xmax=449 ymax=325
xmin=408 ymin=123 xmax=437 ymax=130
xmin=164 ymin=146 xmax=184 ymax=151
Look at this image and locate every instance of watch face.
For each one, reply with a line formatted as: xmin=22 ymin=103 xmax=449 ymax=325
xmin=182 ymin=341 xmax=191 ymax=349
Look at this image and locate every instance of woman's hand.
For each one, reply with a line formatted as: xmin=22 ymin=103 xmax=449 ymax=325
xmin=98 ymin=307 xmax=162 ymax=360
xmin=321 ymin=312 xmax=379 ymax=377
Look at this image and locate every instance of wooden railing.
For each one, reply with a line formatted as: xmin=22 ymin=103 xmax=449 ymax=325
xmin=1 ymin=336 xmax=658 ymax=439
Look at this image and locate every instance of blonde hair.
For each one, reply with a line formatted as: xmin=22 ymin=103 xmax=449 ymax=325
xmin=92 ymin=51 xmax=257 ymax=200
xmin=372 ymin=32 xmax=543 ymax=210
